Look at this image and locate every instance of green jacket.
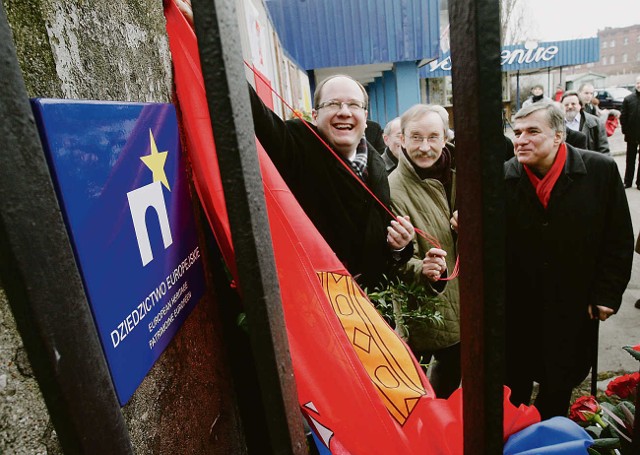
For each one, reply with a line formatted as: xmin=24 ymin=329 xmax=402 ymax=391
xmin=388 ymin=152 xmax=459 ymax=352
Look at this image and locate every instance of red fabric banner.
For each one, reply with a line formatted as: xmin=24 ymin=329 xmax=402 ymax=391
xmin=164 ymin=2 xmax=540 ymax=452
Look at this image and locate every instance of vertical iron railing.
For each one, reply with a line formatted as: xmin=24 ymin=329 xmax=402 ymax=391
xmin=0 ymin=3 xmax=133 ymax=453
xmin=190 ymin=0 xmax=307 ymax=453
xmin=449 ymin=0 xmax=506 ymax=453
xmin=633 ymin=368 xmax=640 ymax=452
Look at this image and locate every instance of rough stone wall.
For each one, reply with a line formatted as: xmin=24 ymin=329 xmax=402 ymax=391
xmin=4 ymin=0 xmax=172 ymax=101
xmin=1 ymin=1 xmax=246 ymax=453
xmin=0 ymin=288 xmax=61 ymax=455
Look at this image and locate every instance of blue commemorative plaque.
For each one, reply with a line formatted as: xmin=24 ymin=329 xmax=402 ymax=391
xmin=32 ymin=99 xmax=206 ymax=405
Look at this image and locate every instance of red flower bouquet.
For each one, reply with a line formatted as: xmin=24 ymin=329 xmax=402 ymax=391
xmin=605 ymin=372 xmax=640 ymax=401
xmin=569 ymin=344 xmax=638 ymax=453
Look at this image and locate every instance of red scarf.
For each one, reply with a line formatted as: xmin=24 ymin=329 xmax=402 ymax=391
xmin=523 ymin=142 xmax=567 ymax=209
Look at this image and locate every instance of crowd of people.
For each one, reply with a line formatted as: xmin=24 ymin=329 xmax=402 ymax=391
xmin=250 ymin=72 xmax=638 ymax=419
xmin=176 ymin=0 xmax=639 ymax=422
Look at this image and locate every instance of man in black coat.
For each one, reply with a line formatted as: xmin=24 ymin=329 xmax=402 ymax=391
xmin=249 ymin=75 xmax=415 ymax=290
xmin=504 ymin=100 xmax=633 ymax=420
xmin=565 ymin=128 xmax=588 ymax=150
xmin=621 ymin=75 xmax=640 ymax=188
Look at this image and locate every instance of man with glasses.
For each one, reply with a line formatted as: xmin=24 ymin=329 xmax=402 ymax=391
xmin=387 ymin=104 xmax=460 ymax=398
xmin=249 ymin=75 xmax=415 ymax=289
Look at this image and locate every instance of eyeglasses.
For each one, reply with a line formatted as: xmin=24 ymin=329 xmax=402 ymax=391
xmin=316 ymin=100 xmax=366 ymax=112
xmin=407 ymin=134 xmax=444 ymax=145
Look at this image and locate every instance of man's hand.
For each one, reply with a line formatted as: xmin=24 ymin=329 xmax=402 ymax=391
xmin=422 ymin=248 xmax=447 ymax=282
xmin=176 ymin=0 xmax=194 ymax=27
xmin=588 ymin=305 xmax=615 ymax=321
xmin=387 ymin=215 xmax=415 ymax=250
xmin=450 ymin=210 xmax=458 ymax=233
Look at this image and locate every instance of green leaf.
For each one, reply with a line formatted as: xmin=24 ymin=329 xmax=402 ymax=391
xmin=590 ymin=437 xmax=621 ymax=449
xmin=236 ymin=312 xmax=248 ymax=333
xmin=367 ymin=275 xmax=443 ymax=338
xmin=617 ymin=401 xmax=635 ymax=430
xmin=622 ymin=345 xmax=640 ymax=362
xmin=585 ymin=424 xmax=603 ymax=438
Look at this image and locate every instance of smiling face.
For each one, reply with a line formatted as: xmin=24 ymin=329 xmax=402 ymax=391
xmin=401 ymin=111 xmax=446 ymax=169
xmin=513 ymin=109 xmax=563 ymax=176
xmin=312 ymin=77 xmax=367 ymax=158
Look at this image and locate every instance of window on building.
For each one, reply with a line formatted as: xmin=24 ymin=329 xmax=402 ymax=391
xmin=623 ymin=53 xmax=628 ymax=63
xmin=637 ymin=35 xmax=640 ymax=44
xmin=603 ymin=41 xmax=608 ymax=48
xmin=624 ymin=37 xmax=628 ymax=45
xmin=611 ymin=55 xmax=615 ymax=64
xmin=610 ymin=40 xmax=615 ymax=47
xmin=637 ymin=52 xmax=640 ymax=61
xmin=602 ymin=57 xmax=607 ymax=65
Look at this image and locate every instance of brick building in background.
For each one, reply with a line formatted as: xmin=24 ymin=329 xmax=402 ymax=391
xmin=597 ymin=24 xmax=640 ymax=78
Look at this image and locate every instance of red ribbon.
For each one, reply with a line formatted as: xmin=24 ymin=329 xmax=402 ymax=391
xmin=245 ymin=61 xmax=459 ymax=280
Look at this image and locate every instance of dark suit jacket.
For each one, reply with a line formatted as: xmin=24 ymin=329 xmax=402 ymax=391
xmin=365 ymin=120 xmax=385 ymax=155
xmin=504 ymin=145 xmax=633 ymax=388
xmin=250 ymin=86 xmax=408 ymax=289
xmin=579 ymin=111 xmax=610 ymax=153
xmin=621 ymin=90 xmax=640 ymax=142
xmin=565 ymin=128 xmax=588 ymax=149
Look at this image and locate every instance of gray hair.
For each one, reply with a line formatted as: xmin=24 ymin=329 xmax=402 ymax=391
xmin=514 ymin=100 xmax=565 ymax=134
xmin=383 ymin=117 xmax=401 ymax=136
xmin=400 ymin=104 xmax=449 ymax=136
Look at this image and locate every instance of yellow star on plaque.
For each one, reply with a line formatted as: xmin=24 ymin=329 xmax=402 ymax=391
xmin=140 ymin=129 xmax=170 ymax=191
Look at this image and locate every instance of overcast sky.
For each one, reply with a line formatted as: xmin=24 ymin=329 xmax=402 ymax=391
xmin=519 ymin=0 xmax=640 ymax=41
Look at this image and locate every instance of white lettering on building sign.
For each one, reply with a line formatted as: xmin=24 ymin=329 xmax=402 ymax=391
xmin=429 ymin=42 xmax=559 ymax=72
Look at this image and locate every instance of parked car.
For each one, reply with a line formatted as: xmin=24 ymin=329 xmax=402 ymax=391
xmin=594 ymin=87 xmax=632 ymax=110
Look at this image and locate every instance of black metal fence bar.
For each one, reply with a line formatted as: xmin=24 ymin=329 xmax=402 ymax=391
xmin=449 ymin=0 xmax=506 ymax=453
xmin=0 ymin=3 xmax=133 ymax=454
xmin=190 ymin=0 xmax=307 ymax=453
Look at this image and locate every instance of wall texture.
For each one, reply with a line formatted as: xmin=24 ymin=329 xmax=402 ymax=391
xmin=1 ymin=1 xmax=246 ymax=453
xmin=4 ymin=0 xmax=172 ymax=101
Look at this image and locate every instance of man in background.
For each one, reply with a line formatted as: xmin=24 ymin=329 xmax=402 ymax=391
xmin=561 ymin=91 xmax=610 ymax=154
xmin=578 ymin=83 xmax=599 ymax=116
xmin=621 ymin=75 xmax=640 ymax=189
xmin=522 ymin=84 xmax=551 ymax=108
xmin=381 ymin=117 xmax=402 ymax=174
